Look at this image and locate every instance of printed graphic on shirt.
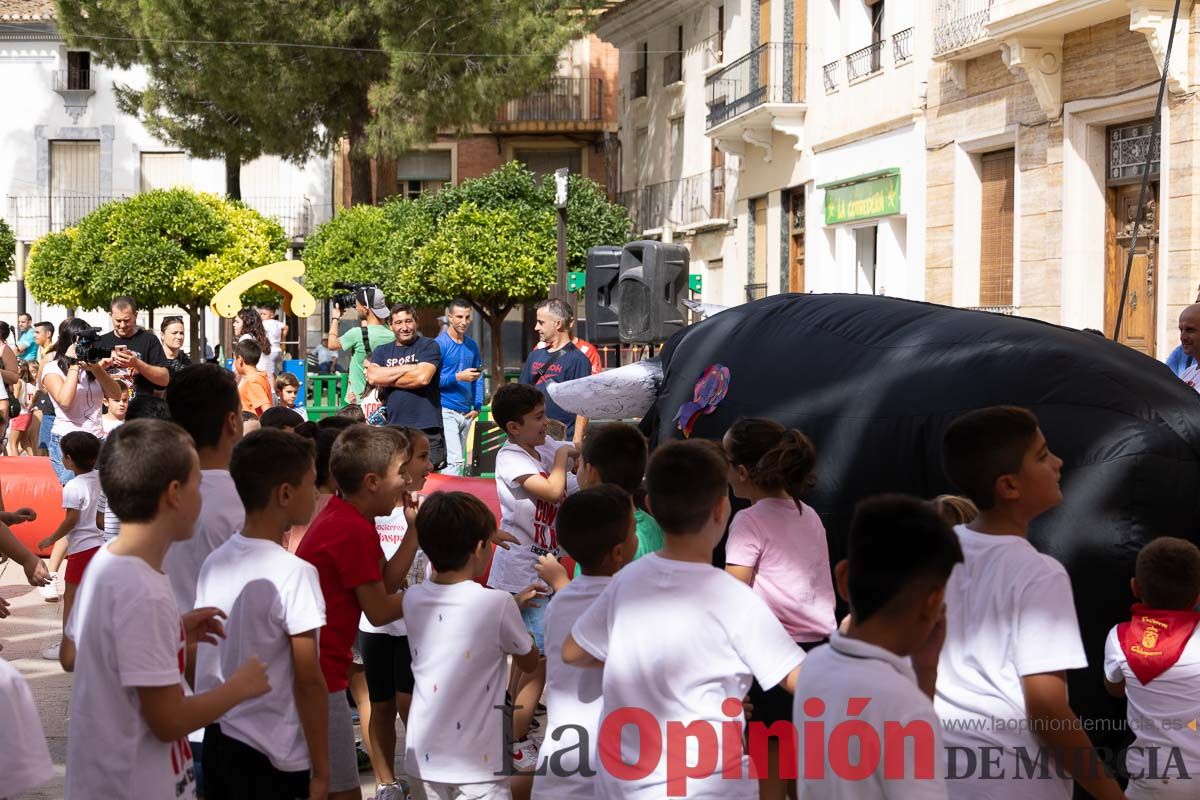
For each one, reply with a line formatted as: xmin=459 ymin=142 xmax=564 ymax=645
xmin=531 ymin=471 xmax=559 ymax=556
xmin=170 ymin=620 xmax=197 ymax=797
xmin=381 ymin=352 xmax=422 ymax=367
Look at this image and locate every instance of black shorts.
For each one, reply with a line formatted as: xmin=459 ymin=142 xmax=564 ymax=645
xmin=358 ymin=630 xmax=415 ymax=702
xmin=747 ymin=639 xmax=829 ymax=727
xmin=423 ymin=427 xmax=447 ymax=471
xmin=202 ymin=724 xmax=309 ymax=800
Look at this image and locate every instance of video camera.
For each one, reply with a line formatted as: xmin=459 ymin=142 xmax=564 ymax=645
xmin=331 ymin=282 xmax=377 ymax=313
xmin=74 ymin=327 xmax=111 ymax=364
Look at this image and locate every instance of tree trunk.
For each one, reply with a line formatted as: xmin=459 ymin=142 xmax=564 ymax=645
xmin=224 ymin=152 xmax=242 ymax=200
xmin=347 ymin=93 xmax=374 ymax=206
xmin=481 ymin=305 xmax=507 ymax=402
xmin=186 ymin=304 xmax=202 ymax=361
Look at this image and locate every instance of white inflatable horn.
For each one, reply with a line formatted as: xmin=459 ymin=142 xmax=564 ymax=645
xmin=545 ymin=359 xmax=663 ymax=420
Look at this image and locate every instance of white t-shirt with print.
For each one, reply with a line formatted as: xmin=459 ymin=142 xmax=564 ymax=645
xmin=0 ymin=656 xmax=55 ymax=798
xmin=62 ymin=470 xmax=104 ymax=556
xmin=488 ymin=440 xmax=578 ymax=593
xmin=163 ymin=470 xmax=245 ymax=614
xmin=65 ymin=545 xmax=197 ymax=800
xmin=1180 ymin=363 xmax=1200 ymax=393
xmin=934 ymin=526 xmax=1088 ymax=800
xmin=571 ymin=553 xmax=805 ymax=799
xmin=99 ymin=493 xmax=120 ymax=542
xmin=1104 ymin=624 xmax=1200 ymax=780
xmin=532 ymin=573 xmax=610 ymax=800
xmin=358 ymin=507 xmax=430 ymax=637
xmin=43 ymin=361 xmax=105 ymax=436
xmin=403 ymin=580 xmax=533 ymax=784
xmin=194 ymin=534 xmax=326 ymax=772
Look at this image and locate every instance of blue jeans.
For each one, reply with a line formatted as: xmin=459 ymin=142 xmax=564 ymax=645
xmin=38 ymin=413 xmax=54 ymax=453
xmin=440 ymin=407 xmax=472 ymax=476
xmin=48 ymin=431 xmax=74 ymax=485
xmin=519 ymin=596 xmax=548 ymax=652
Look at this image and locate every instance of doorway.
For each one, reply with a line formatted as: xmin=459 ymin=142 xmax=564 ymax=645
xmin=788 ymin=188 xmax=805 ymax=292
xmin=855 ymin=225 xmax=877 ymax=294
xmin=1105 ymin=183 xmax=1158 ymax=355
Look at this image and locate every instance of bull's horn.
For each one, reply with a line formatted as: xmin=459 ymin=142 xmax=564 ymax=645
xmin=546 ymin=359 xmax=663 ymax=420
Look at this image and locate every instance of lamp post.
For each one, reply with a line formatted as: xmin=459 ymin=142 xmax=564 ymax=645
xmin=551 ymin=167 xmax=569 ymax=301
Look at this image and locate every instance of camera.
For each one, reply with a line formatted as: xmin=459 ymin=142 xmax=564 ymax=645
xmin=74 ymin=327 xmax=111 ymax=364
xmin=332 ymin=282 xmax=376 ymax=313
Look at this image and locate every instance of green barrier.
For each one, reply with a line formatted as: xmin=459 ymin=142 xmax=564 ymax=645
xmin=307 ymin=373 xmax=348 ymax=420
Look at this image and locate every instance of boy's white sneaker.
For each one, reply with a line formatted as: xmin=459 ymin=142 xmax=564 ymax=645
xmin=38 ymin=574 xmax=60 ymax=602
xmin=41 ymin=640 xmax=61 ymax=661
xmin=511 ymin=738 xmax=539 ymax=772
xmin=374 ymin=784 xmax=407 ymax=800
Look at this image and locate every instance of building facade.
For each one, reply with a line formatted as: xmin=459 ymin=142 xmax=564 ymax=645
xmin=928 ymin=0 xmax=1195 ymax=359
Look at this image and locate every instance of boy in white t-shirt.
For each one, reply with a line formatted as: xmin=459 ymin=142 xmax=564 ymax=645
xmin=1103 ymin=537 xmax=1200 ymax=799
xmin=565 ymin=440 xmax=805 ymax=799
xmin=937 ymin=406 xmax=1124 ymax=800
xmin=63 ymin=419 xmax=270 ymax=800
xmin=36 ymin=430 xmax=103 ymax=666
xmin=194 ymin=428 xmax=329 ymax=800
xmin=530 ymin=484 xmax=638 ymax=800
xmin=794 ymin=495 xmax=963 ymax=800
xmin=488 ymin=383 xmax=578 ymax=767
xmin=403 ymin=491 xmax=540 ymax=800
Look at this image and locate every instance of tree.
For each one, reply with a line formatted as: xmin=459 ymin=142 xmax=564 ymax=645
xmin=25 ymin=190 xmax=287 ymax=357
xmin=57 ymin=0 xmax=603 ymax=204
xmin=403 ymin=203 xmax=556 ymax=382
xmin=0 ymin=219 xmax=14 ymax=285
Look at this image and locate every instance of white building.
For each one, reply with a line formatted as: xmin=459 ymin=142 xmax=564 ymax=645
xmin=597 ymin=0 xmax=930 ymax=306
xmin=0 ymin=0 xmax=333 ymax=343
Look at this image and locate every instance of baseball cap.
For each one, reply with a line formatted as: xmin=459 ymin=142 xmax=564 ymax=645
xmin=359 ymin=287 xmax=389 ymax=320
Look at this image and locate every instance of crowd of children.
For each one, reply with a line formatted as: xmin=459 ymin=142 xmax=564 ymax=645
xmin=1 ymin=362 xmax=1200 ymax=800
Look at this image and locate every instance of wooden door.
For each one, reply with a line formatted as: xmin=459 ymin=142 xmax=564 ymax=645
xmin=1105 ymin=183 xmax=1158 ymax=355
xmin=758 ymin=0 xmax=772 ymax=90
xmin=788 ymin=188 xmax=805 ymax=292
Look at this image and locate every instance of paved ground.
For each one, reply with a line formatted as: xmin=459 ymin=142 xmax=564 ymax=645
xmin=1 ymin=563 xmax=546 ymax=800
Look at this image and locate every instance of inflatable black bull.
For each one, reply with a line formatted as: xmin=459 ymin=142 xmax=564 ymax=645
xmin=549 ymin=292 xmax=1200 ymax=748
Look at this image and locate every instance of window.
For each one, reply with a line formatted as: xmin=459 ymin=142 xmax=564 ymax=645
xmin=869 ymin=0 xmax=885 ymax=43
xmin=664 ymin=26 xmax=684 ymax=85
xmin=634 ymin=127 xmax=649 ymax=174
xmin=140 ymin=152 xmax=190 ymax=192
xmin=514 ymin=149 xmax=582 ymax=183
xmin=66 ymin=51 xmax=90 ymax=90
xmin=396 ymin=150 xmax=452 ymax=198
xmin=50 ymin=140 xmax=100 ymax=230
xmin=716 ymin=5 xmax=725 ymax=61
xmin=979 ymin=149 xmax=1015 ymax=306
xmin=670 ymin=118 xmax=684 ymax=176
xmin=748 ymin=197 xmax=768 ymax=300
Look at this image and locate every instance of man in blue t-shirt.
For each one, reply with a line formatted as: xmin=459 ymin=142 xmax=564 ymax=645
xmin=519 ymin=298 xmax=592 ymax=444
xmin=14 ymin=314 xmax=38 ymax=363
xmin=435 ymin=299 xmax=484 ymax=476
xmin=365 ymin=303 xmax=446 ymax=468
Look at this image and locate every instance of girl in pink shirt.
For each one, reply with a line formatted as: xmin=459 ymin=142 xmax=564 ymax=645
xmin=723 ymin=417 xmax=837 ymax=800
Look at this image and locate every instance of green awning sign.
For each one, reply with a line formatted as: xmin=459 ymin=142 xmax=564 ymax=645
xmin=821 ymin=170 xmax=901 ymax=225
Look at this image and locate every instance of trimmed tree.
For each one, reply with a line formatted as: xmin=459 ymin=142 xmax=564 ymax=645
xmin=0 ymin=219 xmax=14 ymax=285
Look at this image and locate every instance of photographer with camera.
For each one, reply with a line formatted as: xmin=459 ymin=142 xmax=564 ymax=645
xmin=97 ymin=297 xmax=170 ymax=396
xmin=41 ymin=318 xmax=125 ymax=484
xmin=325 ymin=285 xmax=393 ymax=403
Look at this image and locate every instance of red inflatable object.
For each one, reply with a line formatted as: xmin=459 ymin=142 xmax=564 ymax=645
xmin=1 ymin=457 xmax=65 ymax=558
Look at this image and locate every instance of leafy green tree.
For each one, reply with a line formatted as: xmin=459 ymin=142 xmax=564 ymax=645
xmin=0 ymin=219 xmax=15 ymax=285
xmin=26 ymin=231 xmax=84 ymax=310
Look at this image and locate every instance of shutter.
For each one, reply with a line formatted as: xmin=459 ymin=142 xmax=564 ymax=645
xmin=49 ymin=140 xmax=100 ymax=229
xmin=140 ymin=152 xmax=190 ymax=192
xmin=979 ymin=149 xmax=1015 ymax=307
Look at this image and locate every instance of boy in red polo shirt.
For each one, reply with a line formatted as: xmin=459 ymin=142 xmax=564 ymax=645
xmin=296 ymin=424 xmax=417 ymax=800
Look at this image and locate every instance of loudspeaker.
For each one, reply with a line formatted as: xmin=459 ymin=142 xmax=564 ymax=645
xmin=583 ymin=245 xmax=623 ymax=345
xmin=617 ymin=241 xmax=689 ymax=344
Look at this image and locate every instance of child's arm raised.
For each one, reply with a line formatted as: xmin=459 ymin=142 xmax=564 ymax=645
xmin=382 ymin=516 xmax=421 ymax=594
xmin=355 ymin=581 xmax=406 ymax=627
xmin=137 ymin=658 xmax=270 ymax=743
xmin=37 ymin=508 xmax=78 ymax=551
xmin=518 ymin=445 xmax=578 ymax=504
xmin=291 ymin=631 xmax=330 ymax=800
xmin=1022 ymin=672 xmax=1126 ymax=800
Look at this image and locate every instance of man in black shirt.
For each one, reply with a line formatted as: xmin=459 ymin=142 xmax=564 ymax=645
xmin=364 ymin=303 xmax=446 ymax=469
xmin=97 ymin=296 xmax=170 ymax=396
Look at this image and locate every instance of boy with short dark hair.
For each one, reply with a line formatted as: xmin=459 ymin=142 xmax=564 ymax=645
xmin=296 ymin=424 xmax=418 ymax=800
xmin=531 ymin=485 xmax=638 ymax=800
xmin=794 ymin=495 xmax=963 ymax=799
xmin=64 ymin=419 xmax=270 ymax=800
xmin=402 ymin=492 xmax=539 ymax=800
xmin=565 ymin=440 xmax=804 ymax=798
xmin=1104 ymin=537 xmax=1200 ymax=799
xmin=938 ymin=406 xmax=1124 ymax=800
xmin=488 ymin=383 xmax=579 ymax=768
xmin=195 ymin=429 xmax=329 ymax=800
xmin=235 ymin=340 xmax=272 ymax=417
xmin=577 ymin=422 xmax=663 ymax=559
xmin=37 ymin=430 xmax=103 ymax=664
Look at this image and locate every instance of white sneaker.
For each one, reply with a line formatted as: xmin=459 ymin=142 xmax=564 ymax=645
xmin=41 ymin=640 xmax=61 ymax=661
xmin=38 ymin=574 xmax=60 ymax=602
xmin=511 ymin=737 xmax=539 ymax=772
xmin=374 ymin=784 xmax=405 ymax=800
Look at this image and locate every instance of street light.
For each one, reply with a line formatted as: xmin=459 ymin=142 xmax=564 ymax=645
xmin=551 ymin=167 xmax=569 ymax=301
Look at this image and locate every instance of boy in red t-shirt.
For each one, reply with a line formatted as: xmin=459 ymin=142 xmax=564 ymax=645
xmin=296 ymin=424 xmax=417 ymax=800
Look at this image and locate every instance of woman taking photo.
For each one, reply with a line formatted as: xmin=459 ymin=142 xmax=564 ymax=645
xmin=159 ymin=316 xmax=191 ymax=377
xmin=41 ymin=318 xmax=124 ymax=484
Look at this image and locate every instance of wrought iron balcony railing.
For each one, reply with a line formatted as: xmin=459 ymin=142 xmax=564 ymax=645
xmin=494 ymin=78 xmax=605 ymax=124
xmin=618 ymin=167 xmax=731 ymax=233
xmin=934 ymin=0 xmax=992 ymax=56
xmin=893 ymin=27 xmax=914 ymax=64
xmin=822 ymin=60 xmax=839 ymax=92
xmin=53 ymin=69 xmax=92 ymax=91
xmin=846 ymin=41 xmax=885 ymax=82
xmin=705 ymin=42 xmax=805 ymax=130
xmin=5 ymin=194 xmax=119 ymax=240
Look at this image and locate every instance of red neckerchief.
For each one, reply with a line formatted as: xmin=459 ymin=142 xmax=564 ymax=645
xmin=1118 ymin=604 xmax=1200 ymax=685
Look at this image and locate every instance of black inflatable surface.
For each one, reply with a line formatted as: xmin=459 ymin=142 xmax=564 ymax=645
xmin=643 ymin=293 xmax=1200 ymax=747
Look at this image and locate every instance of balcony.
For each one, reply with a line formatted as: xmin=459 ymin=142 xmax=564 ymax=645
xmin=846 ymin=41 xmax=885 ymax=82
xmin=618 ymin=167 xmax=731 ymax=235
xmin=663 ymin=52 xmax=683 ymax=86
xmin=704 ymin=42 xmax=806 ymax=161
xmin=822 ymin=60 xmax=840 ymax=92
xmin=5 ymin=195 xmax=121 ymax=240
xmin=893 ymin=27 xmax=914 ymax=63
xmin=52 ymin=69 xmax=95 ymax=123
xmin=492 ymin=77 xmax=611 ymax=133
xmin=933 ymin=0 xmax=993 ymax=58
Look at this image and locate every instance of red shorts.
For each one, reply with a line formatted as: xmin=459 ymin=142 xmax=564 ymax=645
xmin=64 ymin=546 xmax=101 ymax=586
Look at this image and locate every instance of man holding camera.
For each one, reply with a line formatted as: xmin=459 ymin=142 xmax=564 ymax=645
xmin=325 ymin=286 xmax=393 ymax=403
xmin=97 ymin=297 xmax=170 ymax=396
